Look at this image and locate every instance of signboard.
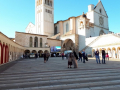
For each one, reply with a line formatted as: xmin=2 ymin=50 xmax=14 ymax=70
xmin=51 ymin=46 xmax=61 ymax=52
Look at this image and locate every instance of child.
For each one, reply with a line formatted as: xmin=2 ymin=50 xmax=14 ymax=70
xmin=106 ymin=53 xmax=109 ymax=61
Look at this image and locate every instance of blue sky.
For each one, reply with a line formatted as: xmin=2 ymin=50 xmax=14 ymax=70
xmin=0 ymin=0 xmax=120 ymax=38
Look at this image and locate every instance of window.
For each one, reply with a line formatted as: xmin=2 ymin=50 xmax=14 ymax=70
xmin=50 ymin=1 xmax=52 ymax=6
xmin=45 ymin=0 xmax=47 ymax=4
xmin=40 ymin=38 xmax=42 ymax=47
xmin=29 ymin=37 xmax=33 ymax=47
xmin=47 ymin=0 xmax=49 ymax=5
xmin=54 ymin=26 xmax=57 ymax=35
xmin=99 ymin=9 xmax=102 ymax=13
xmin=34 ymin=37 xmax=38 ymax=47
xmin=66 ymin=23 xmax=69 ymax=32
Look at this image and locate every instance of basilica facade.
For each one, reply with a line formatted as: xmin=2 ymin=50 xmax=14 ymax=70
xmin=17 ymin=0 xmax=110 ymax=53
xmin=15 ymin=0 xmax=120 ymax=58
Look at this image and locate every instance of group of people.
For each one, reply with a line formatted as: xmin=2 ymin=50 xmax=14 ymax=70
xmin=95 ymin=48 xmax=109 ymax=64
xmin=65 ymin=50 xmax=88 ymax=68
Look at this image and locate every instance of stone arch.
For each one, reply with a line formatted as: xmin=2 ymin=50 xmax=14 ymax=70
xmin=32 ymin=50 xmax=37 ymax=54
xmin=38 ymin=50 xmax=43 ymax=57
xmin=62 ymin=39 xmax=74 ymax=52
xmin=117 ymin=47 xmax=120 ymax=59
xmin=24 ymin=50 xmax=30 ymax=55
xmin=112 ymin=47 xmax=116 ymax=58
xmin=99 ymin=30 xmax=104 ymax=36
xmin=0 ymin=41 xmax=3 ymax=64
xmin=5 ymin=45 xmax=9 ymax=63
xmin=2 ymin=43 xmax=5 ymax=64
xmin=107 ymin=48 xmax=112 ymax=58
xmin=44 ymin=50 xmax=49 ymax=53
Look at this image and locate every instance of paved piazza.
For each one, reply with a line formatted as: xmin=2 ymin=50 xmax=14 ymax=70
xmin=0 ymin=57 xmax=120 ymax=90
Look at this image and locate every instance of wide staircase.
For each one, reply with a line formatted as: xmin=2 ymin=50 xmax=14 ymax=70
xmin=0 ymin=58 xmax=120 ymax=90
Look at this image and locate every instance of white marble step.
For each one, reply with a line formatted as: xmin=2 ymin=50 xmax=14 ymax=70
xmin=0 ymin=72 xmax=120 ymax=84
xmin=0 ymin=68 xmax=119 ymax=78
xmin=5 ymin=80 xmax=120 ymax=90
xmin=0 ymin=72 xmax=120 ymax=89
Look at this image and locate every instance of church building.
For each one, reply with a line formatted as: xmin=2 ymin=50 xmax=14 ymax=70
xmin=15 ymin=0 xmax=120 ymax=59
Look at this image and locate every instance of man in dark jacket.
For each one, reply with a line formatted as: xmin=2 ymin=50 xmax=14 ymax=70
xmin=82 ymin=50 xmax=86 ymax=63
xmin=102 ymin=48 xmax=106 ymax=64
xmin=78 ymin=51 xmax=82 ymax=62
xmin=95 ymin=49 xmax=101 ymax=64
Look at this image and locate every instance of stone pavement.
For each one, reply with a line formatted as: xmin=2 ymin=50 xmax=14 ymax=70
xmin=0 ymin=57 xmax=120 ymax=90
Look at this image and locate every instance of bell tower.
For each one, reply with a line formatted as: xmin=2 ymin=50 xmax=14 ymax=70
xmin=35 ymin=0 xmax=54 ymax=37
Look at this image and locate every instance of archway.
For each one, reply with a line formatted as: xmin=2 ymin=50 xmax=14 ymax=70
xmin=32 ymin=50 xmax=37 ymax=54
xmin=44 ymin=50 xmax=49 ymax=53
xmin=2 ymin=44 xmax=5 ymax=64
xmin=99 ymin=30 xmax=104 ymax=36
xmin=112 ymin=47 xmax=116 ymax=58
xmin=38 ymin=50 xmax=43 ymax=57
xmin=107 ymin=48 xmax=112 ymax=58
xmin=117 ymin=47 xmax=120 ymax=59
xmin=0 ymin=42 xmax=3 ymax=64
xmin=24 ymin=50 xmax=30 ymax=54
xmin=62 ymin=39 xmax=74 ymax=52
xmin=5 ymin=45 xmax=9 ymax=63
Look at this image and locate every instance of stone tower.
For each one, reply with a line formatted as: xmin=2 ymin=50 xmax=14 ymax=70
xmin=35 ymin=0 xmax=54 ymax=37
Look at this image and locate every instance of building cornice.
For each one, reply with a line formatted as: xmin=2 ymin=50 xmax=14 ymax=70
xmin=47 ymin=38 xmax=62 ymax=41
xmin=16 ymin=32 xmax=48 ymax=37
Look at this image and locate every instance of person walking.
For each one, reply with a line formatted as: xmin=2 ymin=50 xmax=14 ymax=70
xmin=78 ymin=51 xmax=82 ymax=62
xmin=68 ymin=53 xmax=74 ymax=68
xmin=46 ymin=53 xmax=50 ymax=61
xmin=44 ymin=52 xmax=47 ymax=63
xmin=73 ymin=50 xmax=78 ymax=68
xmin=95 ymin=49 xmax=101 ymax=64
xmin=62 ymin=52 xmax=64 ymax=60
xmin=102 ymin=48 xmax=106 ymax=64
xmin=82 ymin=50 xmax=86 ymax=63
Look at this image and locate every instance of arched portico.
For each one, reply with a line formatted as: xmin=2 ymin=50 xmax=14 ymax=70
xmin=62 ymin=39 xmax=74 ymax=52
xmin=107 ymin=48 xmax=112 ymax=58
xmin=44 ymin=50 xmax=49 ymax=53
xmin=38 ymin=50 xmax=43 ymax=57
xmin=112 ymin=47 xmax=116 ymax=58
xmin=2 ymin=43 xmax=5 ymax=64
xmin=0 ymin=42 xmax=3 ymax=64
xmin=24 ymin=50 xmax=30 ymax=54
xmin=117 ymin=47 xmax=120 ymax=59
xmin=32 ymin=50 xmax=37 ymax=54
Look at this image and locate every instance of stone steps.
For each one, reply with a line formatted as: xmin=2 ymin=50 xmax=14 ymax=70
xmin=0 ymin=69 xmax=120 ymax=90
